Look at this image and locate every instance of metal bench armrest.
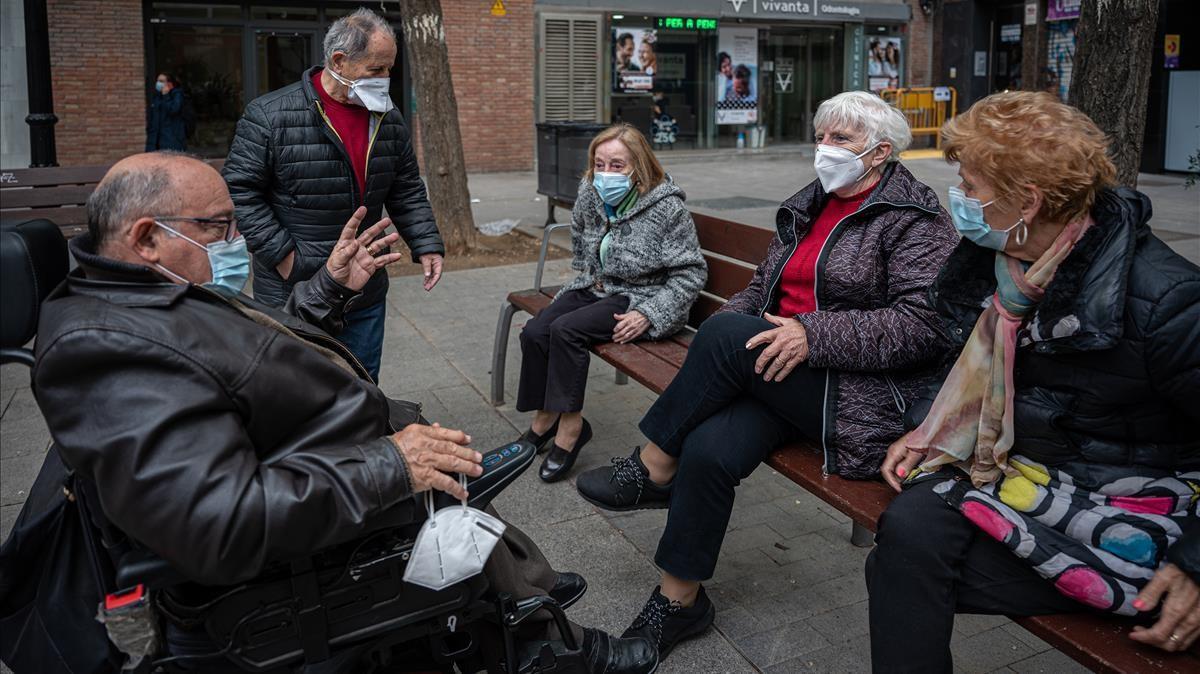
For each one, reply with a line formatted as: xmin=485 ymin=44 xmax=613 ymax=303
xmin=534 ymin=223 xmax=569 ymax=292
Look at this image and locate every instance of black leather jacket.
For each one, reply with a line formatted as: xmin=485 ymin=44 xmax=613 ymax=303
xmin=913 ymin=188 xmax=1200 ymax=583
xmin=223 ymin=66 xmax=443 ymax=308
xmin=32 ymin=235 xmax=420 ymax=586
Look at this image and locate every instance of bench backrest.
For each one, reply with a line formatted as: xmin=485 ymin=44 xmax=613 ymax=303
xmin=689 ymin=212 xmax=775 ymax=328
xmin=1 ymin=159 xmax=226 ymax=238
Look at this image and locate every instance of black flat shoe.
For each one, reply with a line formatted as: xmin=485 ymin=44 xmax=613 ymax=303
xmin=549 ymin=571 xmax=588 ymax=609
xmin=519 ymin=417 xmax=560 ymax=454
xmin=539 ymin=418 xmax=592 ymax=483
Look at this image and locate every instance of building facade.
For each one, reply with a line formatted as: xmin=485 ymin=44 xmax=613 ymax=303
xmin=534 ymin=0 xmax=936 ymax=149
xmin=1 ymin=0 xmax=533 ymax=171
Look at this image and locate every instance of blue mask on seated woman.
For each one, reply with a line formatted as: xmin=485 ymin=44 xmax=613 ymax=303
xmin=593 ymin=172 xmax=633 ymax=206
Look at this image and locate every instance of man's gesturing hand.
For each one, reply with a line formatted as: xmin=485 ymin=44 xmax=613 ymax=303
xmin=390 ymin=423 xmax=483 ymax=501
xmin=745 ymin=313 xmax=810 ymax=382
xmin=327 ymin=206 xmax=405 ymax=291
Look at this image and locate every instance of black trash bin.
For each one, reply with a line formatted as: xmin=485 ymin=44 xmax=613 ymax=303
xmin=535 ymin=122 xmax=608 ymax=204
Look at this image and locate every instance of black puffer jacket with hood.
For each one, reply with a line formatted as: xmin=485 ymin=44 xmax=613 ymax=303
xmin=223 ymin=66 xmax=443 ymax=308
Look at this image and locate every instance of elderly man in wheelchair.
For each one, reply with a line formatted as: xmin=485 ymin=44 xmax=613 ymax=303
xmin=0 ymin=152 xmax=657 ymax=674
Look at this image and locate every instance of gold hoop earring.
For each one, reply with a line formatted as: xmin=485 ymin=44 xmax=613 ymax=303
xmin=1015 ymin=218 xmax=1028 ymax=246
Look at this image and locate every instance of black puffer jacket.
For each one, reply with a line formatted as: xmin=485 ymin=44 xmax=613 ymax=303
xmin=32 ymin=235 xmax=420 ymax=586
xmin=916 ymin=187 xmax=1200 ymax=580
xmin=223 ymin=66 xmax=443 ymax=308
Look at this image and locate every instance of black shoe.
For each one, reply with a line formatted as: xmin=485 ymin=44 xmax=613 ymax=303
xmin=519 ymin=417 xmax=560 ymax=454
xmin=549 ymin=571 xmax=587 ymax=610
xmin=576 ymin=447 xmax=672 ymax=511
xmin=621 ymin=586 xmax=714 ymax=662
xmin=539 ymin=418 xmax=592 ymax=483
xmin=582 ymin=627 xmax=658 ymax=674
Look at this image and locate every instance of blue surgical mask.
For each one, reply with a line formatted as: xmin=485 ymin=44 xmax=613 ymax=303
xmin=592 ymin=172 xmax=632 ymax=206
xmin=947 ymin=186 xmax=1022 ymax=251
xmin=155 ymin=81 xmax=165 ymax=93
xmin=154 ymin=222 xmax=251 ymax=297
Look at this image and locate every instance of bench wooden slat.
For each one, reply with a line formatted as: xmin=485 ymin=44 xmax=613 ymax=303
xmin=693 ymin=212 xmax=774 ymax=266
xmin=0 ymin=206 xmax=88 ymax=227
xmin=0 ymin=165 xmax=111 ymax=187
xmin=688 ymin=294 xmax=725 ymax=329
xmin=765 ymin=445 xmax=894 ymax=530
xmin=593 ymin=342 xmax=677 ymax=392
xmin=638 ymin=339 xmax=689 ymax=369
xmin=702 ymin=254 xmax=755 ymax=301
xmin=1015 ymin=613 xmax=1200 ymax=673
xmin=1 ymin=185 xmax=97 ymax=209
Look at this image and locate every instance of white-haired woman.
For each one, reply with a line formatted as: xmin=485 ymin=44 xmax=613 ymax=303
xmin=576 ymin=91 xmax=960 ymax=659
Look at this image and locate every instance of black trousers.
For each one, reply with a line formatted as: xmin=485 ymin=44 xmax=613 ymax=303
xmin=866 ymin=476 xmax=1082 ymax=674
xmin=638 ymin=312 xmax=826 ymax=581
xmin=517 ymin=289 xmax=629 ymax=414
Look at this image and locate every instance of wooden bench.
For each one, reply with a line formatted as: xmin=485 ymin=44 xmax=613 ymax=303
xmin=1 ymin=159 xmax=225 ymax=238
xmin=490 ymin=211 xmax=1200 ymax=674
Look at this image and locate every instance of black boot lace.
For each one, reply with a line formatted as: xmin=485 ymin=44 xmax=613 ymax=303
xmin=610 ymin=453 xmax=648 ymax=502
xmin=631 ymin=593 xmax=681 ymax=645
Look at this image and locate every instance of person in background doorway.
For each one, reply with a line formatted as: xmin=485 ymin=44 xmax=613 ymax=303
xmin=146 ymin=73 xmax=187 ymax=152
xmin=223 ymin=8 xmax=444 ymax=381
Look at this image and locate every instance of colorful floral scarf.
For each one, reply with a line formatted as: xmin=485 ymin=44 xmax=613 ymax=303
xmin=907 ymin=217 xmax=1092 ymax=487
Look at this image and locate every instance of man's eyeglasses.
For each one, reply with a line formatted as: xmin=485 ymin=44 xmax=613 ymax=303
xmin=155 ymin=216 xmax=238 ymax=242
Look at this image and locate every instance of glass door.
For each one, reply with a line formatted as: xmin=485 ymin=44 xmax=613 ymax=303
xmin=151 ymin=24 xmax=245 ymax=158
xmin=765 ymin=28 xmax=843 ymax=145
xmin=254 ymin=29 xmax=318 ymax=97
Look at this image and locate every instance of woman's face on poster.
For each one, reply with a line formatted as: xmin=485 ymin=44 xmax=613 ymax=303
xmin=638 ymin=42 xmax=655 ymax=66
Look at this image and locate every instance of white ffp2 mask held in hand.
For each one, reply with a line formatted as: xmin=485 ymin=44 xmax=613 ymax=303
xmin=403 ymin=476 xmax=507 ymax=591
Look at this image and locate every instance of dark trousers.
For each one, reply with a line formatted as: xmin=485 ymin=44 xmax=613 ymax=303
xmin=517 ymin=289 xmax=629 ymax=413
xmin=866 ymin=476 xmax=1082 ymax=674
xmin=638 ymin=312 xmax=826 ymax=581
xmin=337 ymin=300 xmax=386 ymax=382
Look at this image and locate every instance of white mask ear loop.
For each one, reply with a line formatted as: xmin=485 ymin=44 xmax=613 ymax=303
xmin=459 ymin=474 xmax=469 ymax=513
xmin=425 ymin=489 xmax=437 ymax=529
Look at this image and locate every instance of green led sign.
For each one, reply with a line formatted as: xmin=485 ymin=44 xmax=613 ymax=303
xmin=655 ymin=16 xmax=718 ymax=31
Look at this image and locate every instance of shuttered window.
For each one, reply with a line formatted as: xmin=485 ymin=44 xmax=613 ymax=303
xmin=539 ymin=13 xmax=602 ymax=122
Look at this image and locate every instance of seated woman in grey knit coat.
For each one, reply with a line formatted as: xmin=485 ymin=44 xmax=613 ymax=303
xmin=516 ymin=123 xmax=707 ymax=483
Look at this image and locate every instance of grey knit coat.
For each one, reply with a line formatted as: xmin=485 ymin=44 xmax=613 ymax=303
xmin=557 ymin=177 xmax=707 ymax=339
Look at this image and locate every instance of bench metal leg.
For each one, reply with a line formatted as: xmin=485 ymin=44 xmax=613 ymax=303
xmin=491 ymin=302 xmax=519 ymax=406
xmin=850 ymin=521 xmax=874 ymax=548
xmin=614 ymin=371 xmax=629 ymax=386
xmin=545 ymin=198 xmax=557 ymax=226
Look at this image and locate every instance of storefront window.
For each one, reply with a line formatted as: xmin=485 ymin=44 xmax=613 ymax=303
xmin=255 ymin=29 xmax=315 ymax=96
xmin=610 ymin=16 xmax=714 ymax=150
xmin=150 ymin=3 xmax=241 ymax=20
xmin=151 ymin=24 xmax=244 ymax=157
xmin=249 ymin=5 xmax=317 ymax=21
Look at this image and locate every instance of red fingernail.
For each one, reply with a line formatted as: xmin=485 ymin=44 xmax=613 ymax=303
xmin=897 ymin=467 xmax=907 ymax=478
xmin=1132 ymin=599 xmax=1145 ymax=610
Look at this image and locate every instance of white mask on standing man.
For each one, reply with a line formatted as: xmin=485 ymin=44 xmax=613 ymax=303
xmin=327 ymin=67 xmax=395 ymax=114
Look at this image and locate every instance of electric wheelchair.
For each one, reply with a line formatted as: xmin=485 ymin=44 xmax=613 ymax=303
xmin=0 ymin=218 xmax=590 ymax=674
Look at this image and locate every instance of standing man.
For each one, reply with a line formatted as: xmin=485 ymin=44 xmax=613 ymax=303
xmin=146 ymin=73 xmax=187 ymax=151
xmin=224 ymin=8 xmax=444 ymax=381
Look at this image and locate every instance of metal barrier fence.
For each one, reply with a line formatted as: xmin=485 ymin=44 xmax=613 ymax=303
xmin=880 ymin=86 xmax=957 ymax=149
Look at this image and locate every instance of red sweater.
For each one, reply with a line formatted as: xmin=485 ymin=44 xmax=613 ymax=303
xmin=776 ymin=192 xmax=867 ymax=316
xmin=313 ymin=70 xmax=370 ymax=203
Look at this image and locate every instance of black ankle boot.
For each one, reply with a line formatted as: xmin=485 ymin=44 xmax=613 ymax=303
xmin=581 ymin=628 xmax=657 ymax=674
xmin=519 ymin=417 xmax=560 ymax=453
xmin=539 ymin=418 xmax=592 ymax=483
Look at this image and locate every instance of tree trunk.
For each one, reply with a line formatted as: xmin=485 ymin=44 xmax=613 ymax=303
xmin=397 ymin=0 xmax=476 ymax=253
xmin=1068 ymin=0 xmax=1159 ymax=188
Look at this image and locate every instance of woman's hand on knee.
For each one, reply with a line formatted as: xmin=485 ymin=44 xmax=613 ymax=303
xmin=881 ymin=432 xmax=925 ymax=492
xmin=1129 ymin=563 xmax=1200 ymax=652
xmin=746 ymin=313 xmax=809 ymax=382
xmin=612 ymin=310 xmax=650 ymax=344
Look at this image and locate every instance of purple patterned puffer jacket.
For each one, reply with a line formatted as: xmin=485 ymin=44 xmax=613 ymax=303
xmin=720 ymin=162 xmax=958 ymax=479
